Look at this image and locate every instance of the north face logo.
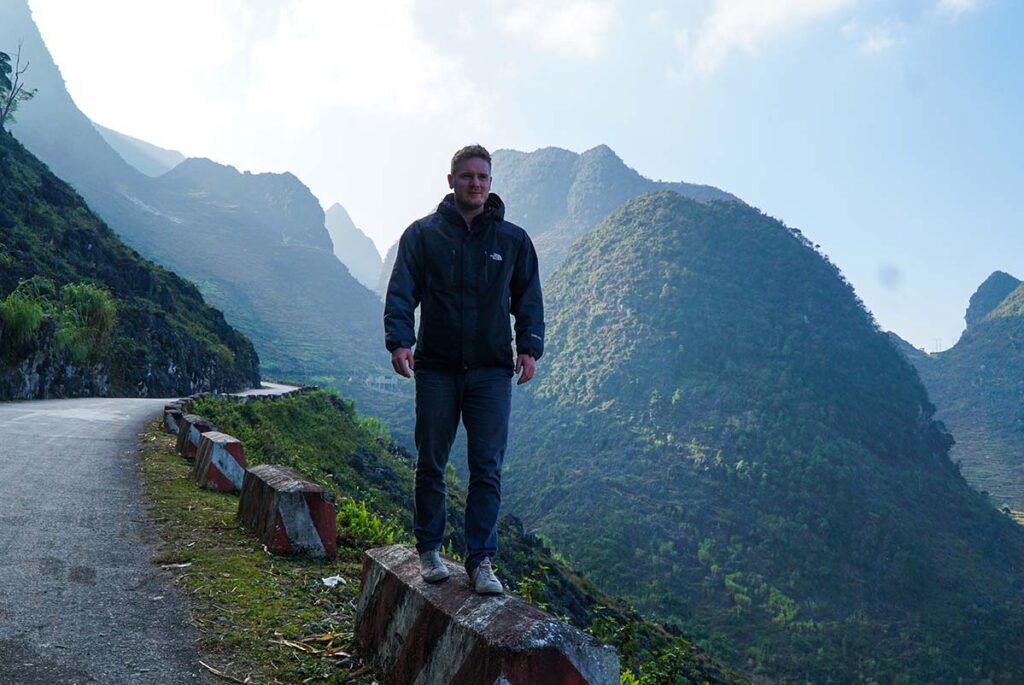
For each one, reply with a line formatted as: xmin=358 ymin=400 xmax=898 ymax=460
xmin=489 ymin=253 xmax=503 ymax=261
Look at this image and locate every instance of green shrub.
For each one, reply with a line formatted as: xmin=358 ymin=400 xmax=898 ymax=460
xmin=0 ymin=289 xmax=43 ymax=347
xmin=60 ymin=283 xmax=116 ymax=334
xmin=336 ymin=496 xmax=408 ymax=548
xmin=53 ymin=283 xmax=116 ymax=364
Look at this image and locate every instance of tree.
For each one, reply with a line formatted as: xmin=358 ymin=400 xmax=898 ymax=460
xmin=0 ymin=43 xmax=37 ymax=129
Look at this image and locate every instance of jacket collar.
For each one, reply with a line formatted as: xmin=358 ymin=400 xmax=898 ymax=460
xmin=437 ymin=193 xmax=505 ymax=229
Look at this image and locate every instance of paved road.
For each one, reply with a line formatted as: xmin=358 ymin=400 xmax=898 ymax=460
xmin=233 ymin=382 xmax=300 ymax=397
xmin=0 ymin=398 xmax=209 ymax=684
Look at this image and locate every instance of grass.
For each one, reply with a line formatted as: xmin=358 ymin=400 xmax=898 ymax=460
xmin=137 ymin=420 xmax=376 ymax=684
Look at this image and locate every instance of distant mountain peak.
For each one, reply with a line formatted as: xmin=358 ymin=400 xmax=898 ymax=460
xmin=324 ymin=201 xmax=382 ymax=291
xmin=580 ymin=143 xmax=618 ymax=159
xmin=965 ymin=270 xmax=1021 ymax=329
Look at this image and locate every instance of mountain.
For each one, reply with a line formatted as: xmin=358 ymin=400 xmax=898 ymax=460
xmin=493 ymin=145 xmax=741 ymax=275
xmin=0 ymin=128 xmax=259 ymax=398
xmin=324 ymin=203 xmax=382 ymax=291
xmin=505 ymin=192 xmax=1024 ymax=682
xmin=906 ymin=272 xmax=1024 ymax=509
xmin=1 ymin=1 xmax=385 ymax=381
xmin=375 ymin=145 xmax=743 ymax=292
xmin=375 ymin=240 xmax=400 ymax=298
xmin=92 ymin=122 xmax=185 ymax=177
xmin=965 ymin=271 xmax=1022 ymax=330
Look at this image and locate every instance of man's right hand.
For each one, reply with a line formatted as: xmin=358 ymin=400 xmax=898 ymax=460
xmin=391 ymin=348 xmax=415 ymax=378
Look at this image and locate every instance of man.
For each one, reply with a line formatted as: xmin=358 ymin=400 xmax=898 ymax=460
xmin=384 ymin=144 xmax=544 ymax=595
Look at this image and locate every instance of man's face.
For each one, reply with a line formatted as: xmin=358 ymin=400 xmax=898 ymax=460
xmin=448 ymin=157 xmax=491 ymax=213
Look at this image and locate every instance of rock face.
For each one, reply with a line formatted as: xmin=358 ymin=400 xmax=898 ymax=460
xmin=237 ymin=464 xmax=337 ymax=558
xmin=354 ymin=545 xmax=619 ymax=685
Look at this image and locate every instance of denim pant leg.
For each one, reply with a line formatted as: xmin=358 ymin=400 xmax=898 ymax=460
xmin=461 ymin=367 xmax=512 ymax=575
xmin=413 ymin=369 xmax=462 ymax=554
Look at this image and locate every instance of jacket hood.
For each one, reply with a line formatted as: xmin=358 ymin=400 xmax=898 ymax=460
xmin=437 ymin=192 xmax=506 ymax=226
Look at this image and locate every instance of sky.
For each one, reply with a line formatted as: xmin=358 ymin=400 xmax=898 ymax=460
xmin=26 ymin=0 xmax=1024 ymax=352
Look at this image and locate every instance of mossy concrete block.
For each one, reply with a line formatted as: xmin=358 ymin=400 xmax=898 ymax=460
xmin=237 ymin=464 xmax=336 ymax=558
xmin=354 ymin=545 xmax=619 ymax=685
xmin=192 ymin=431 xmax=246 ymax=492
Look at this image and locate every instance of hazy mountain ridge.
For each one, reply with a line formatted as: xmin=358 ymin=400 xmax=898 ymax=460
xmin=93 ymin=122 xmax=185 ymax=177
xmin=324 ymin=202 xmax=382 ymax=290
xmin=1 ymin=0 xmax=385 ymax=380
xmin=904 ymin=272 xmax=1024 ymax=509
xmin=506 ymin=192 xmax=1024 ymax=682
xmin=0 ymin=129 xmax=259 ymax=398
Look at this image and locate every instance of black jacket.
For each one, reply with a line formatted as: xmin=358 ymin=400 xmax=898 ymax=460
xmin=384 ymin=193 xmax=544 ymax=372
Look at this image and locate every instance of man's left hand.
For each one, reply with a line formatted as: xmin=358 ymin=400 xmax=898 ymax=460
xmin=515 ymin=354 xmax=536 ymax=385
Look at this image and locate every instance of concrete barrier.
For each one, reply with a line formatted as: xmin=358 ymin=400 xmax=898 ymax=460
xmin=164 ymin=407 xmax=183 ymax=434
xmin=355 ymin=545 xmax=620 ymax=685
xmin=237 ymin=464 xmax=336 ymax=558
xmin=174 ymin=414 xmax=218 ymax=461
xmin=192 ymin=431 xmax=246 ymax=492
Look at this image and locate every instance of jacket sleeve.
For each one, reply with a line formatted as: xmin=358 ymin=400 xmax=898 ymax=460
xmin=510 ymin=231 xmax=545 ymax=360
xmin=383 ymin=224 xmax=422 ymax=352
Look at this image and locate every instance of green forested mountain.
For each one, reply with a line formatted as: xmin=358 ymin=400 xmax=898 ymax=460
xmin=0 ymin=1 xmax=385 ymax=381
xmin=906 ymin=271 xmax=1024 ymax=509
xmin=325 ymin=202 xmax=382 ymax=291
xmin=506 ymin=192 xmax=1024 ymax=683
xmin=0 ymin=129 xmax=258 ymax=398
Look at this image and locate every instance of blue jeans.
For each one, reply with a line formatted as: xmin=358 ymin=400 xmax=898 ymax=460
xmin=413 ymin=367 xmax=511 ymax=576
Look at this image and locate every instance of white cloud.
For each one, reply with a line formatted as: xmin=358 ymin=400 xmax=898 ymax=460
xmin=245 ymin=0 xmax=482 ymax=127
xmin=843 ymin=19 xmax=903 ymax=53
xmin=496 ymin=0 xmax=617 ymax=60
xmin=863 ymin=25 xmax=898 ymax=52
xmin=937 ymin=0 xmax=982 ymax=17
xmin=688 ymin=0 xmax=859 ymax=74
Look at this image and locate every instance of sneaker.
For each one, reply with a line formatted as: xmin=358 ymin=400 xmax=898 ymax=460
xmin=419 ymin=549 xmax=450 ymax=583
xmin=471 ymin=558 xmax=503 ymax=595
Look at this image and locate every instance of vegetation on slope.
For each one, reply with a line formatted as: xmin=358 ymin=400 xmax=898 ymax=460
xmin=506 ymin=191 xmax=1024 ymax=683
xmin=910 ymin=274 xmax=1024 ymax=509
xmin=0 ymin=129 xmax=259 ymax=398
xmin=180 ymin=391 xmax=750 ymax=684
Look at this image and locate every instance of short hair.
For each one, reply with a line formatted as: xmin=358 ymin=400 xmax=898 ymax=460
xmin=451 ymin=144 xmax=491 ymax=174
